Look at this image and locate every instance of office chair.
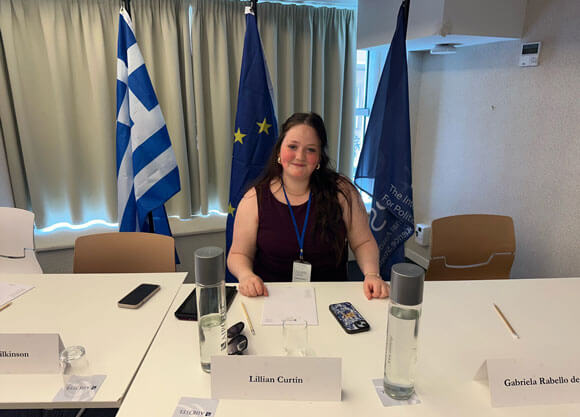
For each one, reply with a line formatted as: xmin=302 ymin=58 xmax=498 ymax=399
xmin=0 ymin=207 xmax=43 ymax=273
xmin=73 ymin=232 xmax=176 ymax=273
xmin=426 ymin=214 xmax=515 ymax=281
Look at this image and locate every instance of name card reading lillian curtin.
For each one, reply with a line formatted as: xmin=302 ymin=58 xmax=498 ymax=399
xmin=474 ymin=357 xmax=580 ymax=407
xmin=211 ymin=356 xmax=341 ymax=401
xmin=0 ymin=333 xmax=64 ymax=374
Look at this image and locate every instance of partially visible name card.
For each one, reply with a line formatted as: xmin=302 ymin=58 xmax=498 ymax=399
xmin=0 ymin=333 xmax=64 ymax=374
xmin=474 ymin=357 xmax=580 ymax=407
xmin=171 ymin=397 xmax=219 ymax=417
xmin=53 ymin=374 xmax=106 ymax=402
xmin=211 ymin=356 xmax=341 ymax=401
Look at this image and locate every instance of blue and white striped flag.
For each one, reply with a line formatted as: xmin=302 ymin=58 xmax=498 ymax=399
xmin=116 ymin=7 xmax=180 ymax=236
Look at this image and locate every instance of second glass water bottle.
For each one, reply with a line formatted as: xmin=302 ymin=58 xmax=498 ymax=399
xmin=383 ymin=263 xmax=425 ymax=399
xmin=194 ymin=246 xmax=227 ymax=373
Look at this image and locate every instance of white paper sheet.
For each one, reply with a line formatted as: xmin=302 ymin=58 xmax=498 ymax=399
xmin=261 ymin=285 xmax=318 ymax=325
xmin=0 ymin=282 xmax=34 ymax=307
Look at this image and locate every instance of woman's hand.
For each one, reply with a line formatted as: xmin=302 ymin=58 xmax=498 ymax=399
xmin=363 ymin=275 xmax=390 ymax=300
xmin=238 ymin=273 xmax=269 ymax=297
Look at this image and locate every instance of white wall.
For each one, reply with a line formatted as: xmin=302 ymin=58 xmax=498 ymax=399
xmin=411 ymin=0 xmax=580 ymax=278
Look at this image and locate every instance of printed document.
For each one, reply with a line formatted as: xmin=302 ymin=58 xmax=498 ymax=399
xmin=262 ymin=285 xmax=318 ymax=325
xmin=0 ymin=282 xmax=34 ymax=307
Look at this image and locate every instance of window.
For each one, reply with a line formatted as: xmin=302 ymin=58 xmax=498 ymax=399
xmin=353 ymin=49 xmax=371 ymax=205
xmin=352 ymin=50 xmax=370 ymax=175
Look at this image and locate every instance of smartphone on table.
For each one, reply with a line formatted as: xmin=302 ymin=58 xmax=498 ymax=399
xmin=329 ymin=302 xmax=370 ymax=334
xmin=118 ymin=283 xmax=161 ymax=309
xmin=174 ymin=286 xmax=238 ymax=321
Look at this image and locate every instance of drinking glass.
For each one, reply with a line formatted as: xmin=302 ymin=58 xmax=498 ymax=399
xmin=282 ymin=319 xmax=308 ymax=356
xmin=60 ymin=346 xmax=89 ymax=377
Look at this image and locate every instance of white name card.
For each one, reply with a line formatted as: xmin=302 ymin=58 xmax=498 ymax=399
xmin=0 ymin=333 xmax=64 ymax=374
xmin=211 ymin=356 xmax=341 ymax=401
xmin=474 ymin=357 xmax=580 ymax=407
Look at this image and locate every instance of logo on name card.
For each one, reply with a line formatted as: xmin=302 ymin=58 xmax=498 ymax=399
xmin=176 ymin=410 xmax=212 ymax=416
xmin=53 ymin=375 xmax=106 ymax=402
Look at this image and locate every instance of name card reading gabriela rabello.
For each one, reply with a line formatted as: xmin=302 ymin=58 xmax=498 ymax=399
xmin=474 ymin=357 xmax=580 ymax=407
xmin=0 ymin=333 xmax=64 ymax=374
xmin=211 ymin=356 xmax=341 ymax=401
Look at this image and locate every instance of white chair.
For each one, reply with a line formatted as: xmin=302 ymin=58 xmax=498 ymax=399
xmin=0 ymin=207 xmax=43 ymax=273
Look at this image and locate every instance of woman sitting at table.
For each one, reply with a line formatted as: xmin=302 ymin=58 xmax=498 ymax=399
xmin=227 ymin=112 xmax=389 ymax=300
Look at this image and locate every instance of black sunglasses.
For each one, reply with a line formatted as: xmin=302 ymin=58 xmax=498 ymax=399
xmin=227 ymin=321 xmax=248 ymax=355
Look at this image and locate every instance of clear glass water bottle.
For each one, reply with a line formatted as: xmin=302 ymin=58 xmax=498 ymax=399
xmin=194 ymin=247 xmax=227 ymax=373
xmin=383 ymin=263 xmax=425 ymax=399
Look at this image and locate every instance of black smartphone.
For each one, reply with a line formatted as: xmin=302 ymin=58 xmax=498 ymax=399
xmin=174 ymin=286 xmax=238 ymax=321
xmin=329 ymin=302 xmax=370 ymax=334
xmin=118 ymin=283 xmax=161 ymax=309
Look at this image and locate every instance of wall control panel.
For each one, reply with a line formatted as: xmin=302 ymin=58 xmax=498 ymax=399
xmin=519 ymin=42 xmax=541 ymax=67
xmin=415 ymin=224 xmax=431 ymax=247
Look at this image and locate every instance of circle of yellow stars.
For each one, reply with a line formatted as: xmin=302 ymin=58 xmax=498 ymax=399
xmin=229 ymin=116 xmax=274 ymax=217
xmin=233 ymin=117 xmax=272 ymax=145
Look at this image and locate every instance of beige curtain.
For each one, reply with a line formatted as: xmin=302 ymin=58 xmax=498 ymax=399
xmin=0 ymin=31 xmax=17 ymax=207
xmin=258 ymin=2 xmax=357 ymax=174
xmin=131 ymin=0 xmax=195 ymax=219
xmin=0 ymin=0 xmax=196 ymax=227
xmin=0 ymin=0 xmax=119 ymax=227
xmin=190 ymin=0 xmax=357 ymax=211
xmin=0 ymin=0 xmax=356 ymax=228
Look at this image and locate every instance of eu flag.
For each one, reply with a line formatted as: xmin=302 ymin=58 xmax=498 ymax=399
xmin=116 ymin=7 xmax=180 ymax=238
xmin=354 ymin=2 xmax=414 ymax=278
xmin=226 ymin=8 xmax=278 ymax=282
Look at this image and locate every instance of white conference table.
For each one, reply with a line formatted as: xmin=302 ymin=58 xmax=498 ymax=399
xmin=0 ymin=272 xmax=186 ymax=409
xmin=116 ymin=278 xmax=580 ymax=416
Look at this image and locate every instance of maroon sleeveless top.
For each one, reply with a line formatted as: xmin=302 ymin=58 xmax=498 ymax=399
xmin=254 ymin=183 xmax=348 ymax=282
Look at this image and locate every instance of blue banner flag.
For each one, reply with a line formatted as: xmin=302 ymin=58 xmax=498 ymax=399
xmin=116 ymin=8 xmax=180 ymax=238
xmin=354 ymin=2 xmax=414 ymax=278
xmin=226 ymin=8 xmax=278 ymax=282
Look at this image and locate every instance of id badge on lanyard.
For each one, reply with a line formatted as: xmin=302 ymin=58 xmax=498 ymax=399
xmin=292 ymin=259 xmax=312 ymax=282
xmin=282 ymin=183 xmax=313 ymax=283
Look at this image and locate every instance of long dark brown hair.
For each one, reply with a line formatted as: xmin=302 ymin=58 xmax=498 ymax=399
xmin=253 ymin=112 xmax=354 ymax=259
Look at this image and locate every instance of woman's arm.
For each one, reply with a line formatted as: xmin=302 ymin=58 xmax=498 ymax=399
xmin=226 ymin=188 xmax=268 ymax=297
xmin=338 ymin=179 xmax=389 ymax=299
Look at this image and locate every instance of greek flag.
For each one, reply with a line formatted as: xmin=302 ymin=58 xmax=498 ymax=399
xmin=354 ymin=2 xmax=414 ymax=278
xmin=116 ymin=7 xmax=180 ymax=236
xmin=225 ymin=8 xmax=278 ymax=282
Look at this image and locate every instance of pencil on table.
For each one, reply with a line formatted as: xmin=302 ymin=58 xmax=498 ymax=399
xmin=0 ymin=302 xmax=12 ymax=312
xmin=493 ymin=303 xmax=520 ymax=339
xmin=241 ymin=302 xmax=255 ymax=335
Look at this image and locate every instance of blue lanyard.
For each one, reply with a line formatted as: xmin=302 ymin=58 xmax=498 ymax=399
xmin=281 ymin=183 xmax=312 ymax=260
